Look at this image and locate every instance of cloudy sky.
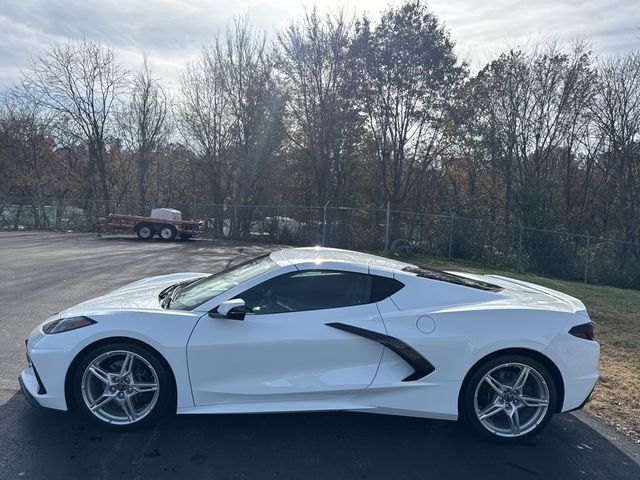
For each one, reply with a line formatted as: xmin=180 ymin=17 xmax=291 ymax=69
xmin=1 ymin=0 xmax=638 ymax=89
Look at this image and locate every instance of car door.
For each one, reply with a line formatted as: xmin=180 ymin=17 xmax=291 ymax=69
xmin=187 ymin=269 xmax=387 ymax=406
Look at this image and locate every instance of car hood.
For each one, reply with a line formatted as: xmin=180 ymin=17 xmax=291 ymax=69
xmin=58 ymin=272 xmax=210 ymax=317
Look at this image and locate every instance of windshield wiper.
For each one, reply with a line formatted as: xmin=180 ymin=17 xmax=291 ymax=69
xmin=159 ymin=284 xmax=178 ymax=300
xmin=163 ymin=286 xmax=182 ymax=309
xmin=159 ymin=278 xmax=202 ymax=309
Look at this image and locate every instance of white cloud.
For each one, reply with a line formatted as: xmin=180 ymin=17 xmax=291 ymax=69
xmin=430 ymin=0 xmax=640 ymax=68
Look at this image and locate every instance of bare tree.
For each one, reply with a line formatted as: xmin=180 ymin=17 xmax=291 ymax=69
xmin=21 ymin=40 xmax=127 ymax=217
xmin=351 ymin=0 xmax=465 ymax=218
xmin=179 ymin=18 xmax=283 ymax=235
xmin=220 ymin=17 xmax=284 ymax=211
xmin=0 ymin=93 xmax=52 ymax=196
xmin=466 ymin=42 xmax=596 ymax=226
xmin=276 ymin=8 xmax=361 ymax=206
xmin=119 ymin=56 xmax=171 ymax=210
xmin=591 ymin=52 xmax=640 ymax=245
xmin=179 ymin=41 xmax=232 ymax=234
xmin=0 ymin=91 xmax=59 ymax=227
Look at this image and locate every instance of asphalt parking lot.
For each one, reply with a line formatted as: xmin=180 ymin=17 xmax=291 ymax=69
xmin=0 ymin=232 xmax=639 ymax=480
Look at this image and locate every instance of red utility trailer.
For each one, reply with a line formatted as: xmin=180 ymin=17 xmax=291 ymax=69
xmin=98 ymin=208 xmax=204 ymax=240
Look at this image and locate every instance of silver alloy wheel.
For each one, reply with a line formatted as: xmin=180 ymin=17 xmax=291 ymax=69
xmin=159 ymin=227 xmax=174 ymax=240
xmin=474 ymin=362 xmax=549 ymax=438
xmin=138 ymin=226 xmax=152 ymax=239
xmin=81 ymin=350 xmax=160 ymax=425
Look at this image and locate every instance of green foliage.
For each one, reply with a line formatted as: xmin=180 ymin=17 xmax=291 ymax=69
xmin=590 ymin=241 xmax=640 ymax=289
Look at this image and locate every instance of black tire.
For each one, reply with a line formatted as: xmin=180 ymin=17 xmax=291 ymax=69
xmin=158 ymin=224 xmax=177 ymax=241
xmin=135 ymin=223 xmax=154 ymax=240
xmin=72 ymin=342 xmax=173 ymax=430
xmin=461 ymin=354 xmax=557 ymax=443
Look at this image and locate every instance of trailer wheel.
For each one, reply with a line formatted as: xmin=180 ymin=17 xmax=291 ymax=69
xmin=159 ymin=224 xmax=177 ymax=241
xmin=135 ymin=223 xmax=154 ymax=240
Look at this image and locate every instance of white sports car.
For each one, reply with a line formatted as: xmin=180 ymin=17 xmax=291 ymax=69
xmin=20 ymin=247 xmax=599 ymax=442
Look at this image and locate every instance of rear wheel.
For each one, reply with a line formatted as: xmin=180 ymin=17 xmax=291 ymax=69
xmin=72 ymin=343 xmax=172 ymax=430
xmin=462 ymin=355 xmax=556 ymax=443
xmin=159 ymin=224 xmax=177 ymax=241
xmin=135 ymin=223 xmax=154 ymax=240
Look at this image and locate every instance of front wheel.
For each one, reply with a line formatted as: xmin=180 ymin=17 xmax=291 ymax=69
xmin=462 ymin=355 xmax=557 ymax=443
xmin=73 ymin=343 xmax=172 ymax=430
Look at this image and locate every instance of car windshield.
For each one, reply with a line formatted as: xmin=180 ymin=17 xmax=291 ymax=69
xmin=170 ymin=254 xmax=279 ymax=310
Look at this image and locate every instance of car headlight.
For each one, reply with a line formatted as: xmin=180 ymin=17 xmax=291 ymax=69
xmin=42 ymin=316 xmax=97 ymax=334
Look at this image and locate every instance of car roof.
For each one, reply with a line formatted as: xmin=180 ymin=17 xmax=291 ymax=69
xmin=269 ymin=247 xmax=411 ymax=270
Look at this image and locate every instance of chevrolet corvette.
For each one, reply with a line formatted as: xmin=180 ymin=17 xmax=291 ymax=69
xmin=19 ymin=247 xmax=599 ymax=442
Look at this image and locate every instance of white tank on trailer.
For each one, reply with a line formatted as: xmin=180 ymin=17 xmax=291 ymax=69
xmin=150 ymin=208 xmax=182 ymax=221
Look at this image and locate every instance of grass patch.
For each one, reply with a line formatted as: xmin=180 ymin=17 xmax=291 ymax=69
xmin=394 ymin=253 xmax=640 ymax=443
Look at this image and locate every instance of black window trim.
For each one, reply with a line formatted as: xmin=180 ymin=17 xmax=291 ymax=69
xmin=235 ymin=268 xmax=404 ymax=315
xmin=402 ymin=265 xmax=503 ymax=292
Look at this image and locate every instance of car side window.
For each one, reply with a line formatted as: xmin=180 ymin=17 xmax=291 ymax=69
xmin=370 ymin=275 xmax=404 ymax=302
xmin=236 ymin=270 xmax=403 ymax=315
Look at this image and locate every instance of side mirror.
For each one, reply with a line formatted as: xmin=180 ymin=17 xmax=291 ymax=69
xmin=213 ymin=298 xmax=247 ymax=320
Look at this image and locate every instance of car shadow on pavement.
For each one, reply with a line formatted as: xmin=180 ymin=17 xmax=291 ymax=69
xmin=1 ymin=392 xmax=639 ymax=480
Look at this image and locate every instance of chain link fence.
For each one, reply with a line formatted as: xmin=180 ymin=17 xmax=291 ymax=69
xmin=2 ymin=196 xmax=639 ymax=288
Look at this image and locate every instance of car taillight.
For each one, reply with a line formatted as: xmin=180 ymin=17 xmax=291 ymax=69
xmin=569 ymin=322 xmax=595 ymax=341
